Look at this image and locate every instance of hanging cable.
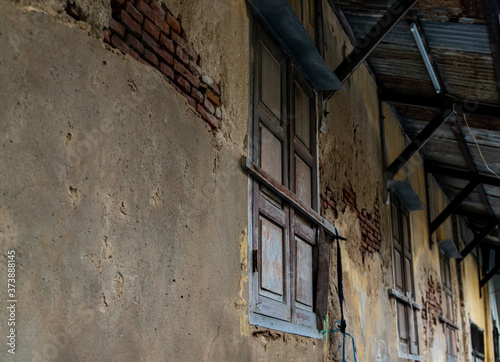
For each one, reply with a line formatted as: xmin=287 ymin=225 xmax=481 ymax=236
xmin=323 ymin=236 xmax=357 ymax=362
xmin=451 ymin=102 xmax=500 ymax=180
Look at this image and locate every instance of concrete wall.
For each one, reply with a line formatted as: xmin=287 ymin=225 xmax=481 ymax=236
xmin=0 ymin=0 xmax=495 ymax=361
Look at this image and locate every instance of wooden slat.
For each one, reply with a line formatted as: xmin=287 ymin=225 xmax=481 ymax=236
xmin=242 ymin=157 xmax=341 ymax=238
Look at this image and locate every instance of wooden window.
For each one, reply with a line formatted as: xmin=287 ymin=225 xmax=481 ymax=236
xmin=249 ymin=19 xmax=328 ymax=335
xmin=390 ymin=196 xmax=419 ymax=357
xmin=440 ymin=253 xmax=459 ymax=361
xmin=471 ymin=322 xmax=485 ymax=361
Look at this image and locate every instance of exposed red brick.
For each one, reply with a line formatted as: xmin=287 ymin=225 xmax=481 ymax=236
xmin=211 ymin=83 xmax=221 ymax=97
xmin=175 ymin=46 xmax=189 ymax=65
xmin=109 ymin=18 xmax=126 ymax=38
xmin=119 ymin=9 xmax=141 ymax=37
xmin=196 ymin=104 xmax=220 ymax=129
xmin=156 ymin=47 xmax=173 ymax=65
xmin=65 ymin=5 xmax=81 ymax=20
xmin=203 ymin=95 xmax=215 ymax=114
xmin=141 ymin=30 xmax=158 ymax=52
xmin=135 ymin=0 xmax=152 ymax=18
xmin=160 ymin=62 xmax=174 ymax=79
xmin=144 ymin=49 xmax=159 ymax=66
xmin=103 ymin=29 xmax=112 ymax=43
xmin=174 ymin=60 xmax=200 ymax=88
xmin=160 ymin=34 xmax=174 ymax=53
xmin=176 ymin=75 xmax=191 ymax=93
xmin=125 ymin=33 xmax=145 ymax=55
xmin=111 ymin=34 xmax=140 ymax=60
xmin=191 ymin=88 xmax=203 ymax=104
xmin=189 ymin=60 xmax=202 ymax=78
xmin=150 ymin=0 xmax=165 ymax=18
xmin=206 ymin=89 xmax=220 ymax=107
xmin=215 ymin=107 xmax=222 ymax=119
xmin=166 ymin=13 xmax=181 ymax=34
xmin=124 ymin=2 xmax=144 ymax=24
xmin=144 ymin=18 xmax=160 ymax=40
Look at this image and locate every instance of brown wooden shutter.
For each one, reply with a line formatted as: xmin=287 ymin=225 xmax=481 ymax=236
xmin=315 ymin=228 xmax=331 ymax=329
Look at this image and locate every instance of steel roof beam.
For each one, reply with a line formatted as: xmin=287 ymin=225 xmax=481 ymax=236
xmin=334 ymin=0 xmax=417 ymax=84
xmin=459 ymin=220 xmax=500 ymax=262
xmin=426 ymin=161 xmax=500 ymax=188
xmin=386 ymin=109 xmax=455 ymax=181
xmin=380 ymin=91 xmax=500 ymax=124
xmin=430 ymin=179 xmax=480 ymax=233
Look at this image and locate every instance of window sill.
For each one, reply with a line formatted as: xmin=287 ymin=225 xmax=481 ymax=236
xmin=398 ymin=351 xmax=421 ymax=361
xmin=388 ymin=288 xmax=423 ymax=310
xmin=249 ymin=312 xmax=324 ymax=339
xmin=241 ymin=157 xmax=339 ymax=238
xmin=439 ymin=314 xmax=459 ymax=330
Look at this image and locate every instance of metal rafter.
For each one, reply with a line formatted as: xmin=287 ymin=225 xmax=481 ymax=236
xmin=386 ymin=109 xmax=455 ymax=181
xmin=459 ymin=220 xmax=500 ymax=262
xmin=449 ymin=117 xmax=495 ymax=217
xmin=333 ymin=0 xmax=417 ymax=84
xmin=426 ymin=162 xmax=500 ymax=188
xmin=480 ymin=261 xmax=500 ymax=288
xmin=430 ymin=179 xmax=479 ymax=233
xmin=380 ymin=91 xmax=500 ymax=126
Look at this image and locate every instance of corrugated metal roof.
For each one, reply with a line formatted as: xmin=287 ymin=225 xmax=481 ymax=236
xmin=332 ymin=0 xmax=500 ymax=248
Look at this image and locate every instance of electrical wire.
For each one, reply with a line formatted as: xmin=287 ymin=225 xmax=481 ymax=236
xmin=451 ymin=102 xmax=500 ymax=180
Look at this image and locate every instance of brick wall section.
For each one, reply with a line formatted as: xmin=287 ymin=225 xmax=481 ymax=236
xmin=422 ymin=276 xmax=442 ymax=346
xmin=342 ymin=184 xmax=382 ymax=255
xmin=103 ymin=0 xmax=222 ymax=129
xmin=320 ymin=187 xmax=336 ymax=211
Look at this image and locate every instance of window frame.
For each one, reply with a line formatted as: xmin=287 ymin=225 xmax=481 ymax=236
xmin=389 ymin=194 xmax=421 ymax=360
xmin=439 ymin=251 xmax=459 ymax=362
xmin=246 ymin=13 xmax=328 ymax=339
xmin=470 ymin=321 xmax=486 ymax=361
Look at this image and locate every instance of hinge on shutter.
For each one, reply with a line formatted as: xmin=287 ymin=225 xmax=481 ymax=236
xmin=252 ymin=250 xmax=258 ymax=272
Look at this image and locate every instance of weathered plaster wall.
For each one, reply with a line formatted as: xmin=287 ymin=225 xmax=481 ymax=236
xmin=0 ymin=0 xmax=324 ymax=360
xmin=320 ymin=4 xmax=396 ymax=362
xmin=320 ymin=2 xmax=495 ymax=361
xmin=1 ymin=0 xmax=496 ymax=361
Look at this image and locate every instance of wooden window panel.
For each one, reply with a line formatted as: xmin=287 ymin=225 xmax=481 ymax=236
xmin=404 ymin=257 xmax=413 ymax=294
xmin=250 ymin=19 xmax=324 ymax=332
xmin=295 ymin=155 xmax=312 ymax=208
xmin=260 ymin=43 xmax=282 ymax=120
xmin=294 ymin=82 xmax=311 ymax=149
xmin=397 ymin=302 xmax=409 ymax=353
xmin=260 ymin=216 xmax=285 ymax=299
xmin=391 ymin=195 xmax=419 ymax=356
xmin=410 ymin=309 xmax=419 ymax=355
xmin=295 ymin=236 xmax=313 ymax=309
xmin=260 ymin=125 xmax=283 ymax=184
xmin=394 ymin=250 xmax=404 ymax=292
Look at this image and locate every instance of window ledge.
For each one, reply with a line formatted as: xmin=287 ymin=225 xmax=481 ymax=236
xmin=241 ymin=157 xmax=340 ymax=238
xmin=398 ymin=351 xmax=421 ymax=361
xmin=249 ymin=312 xmax=324 ymax=339
xmin=439 ymin=315 xmax=459 ymax=330
xmin=388 ymin=288 xmax=423 ymax=310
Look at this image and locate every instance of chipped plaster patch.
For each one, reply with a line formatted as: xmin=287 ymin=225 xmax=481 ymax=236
xmin=236 ymin=228 xmax=249 ymax=336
